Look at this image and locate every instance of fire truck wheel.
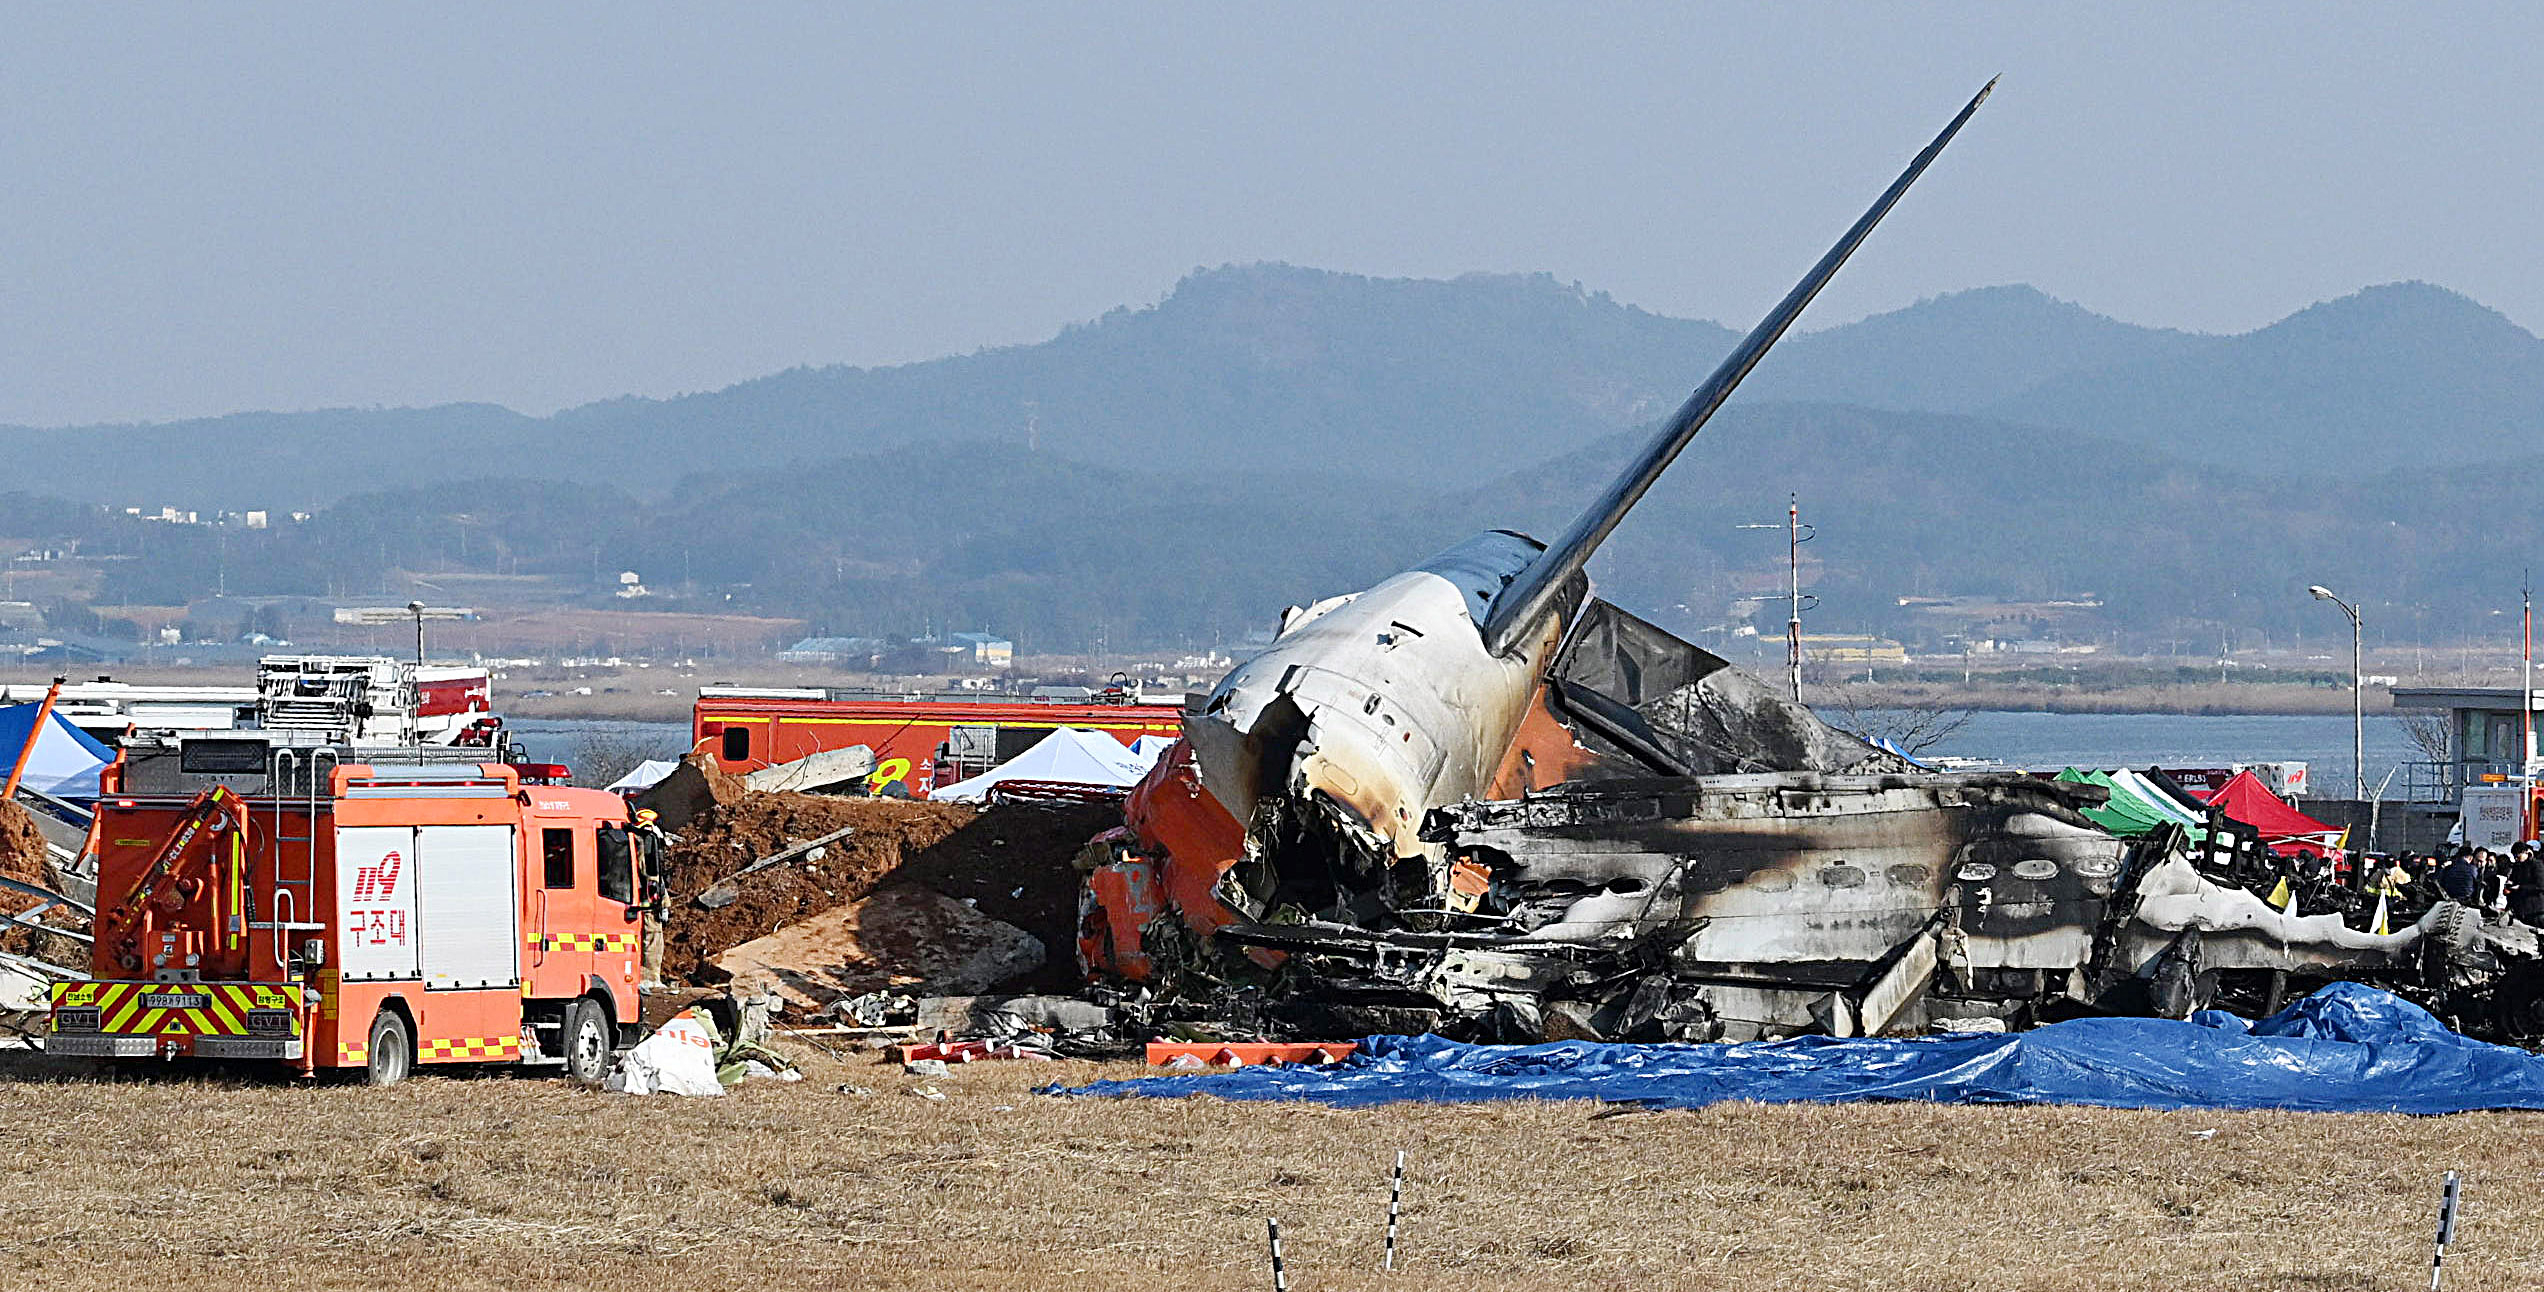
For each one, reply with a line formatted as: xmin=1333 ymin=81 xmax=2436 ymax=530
xmin=564 ymin=998 xmax=613 ymax=1085
xmin=365 ymin=1011 xmax=414 ymax=1087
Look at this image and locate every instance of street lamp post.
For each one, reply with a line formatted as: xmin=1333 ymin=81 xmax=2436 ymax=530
xmin=2309 ymin=585 xmax=2364 ymax=800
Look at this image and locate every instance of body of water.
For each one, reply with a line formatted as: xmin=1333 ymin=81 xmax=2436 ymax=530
xmin=1921 ymin=710 xmax=2422 ymax=791
xmin=503 ymin=718 xmax=691 ymax=769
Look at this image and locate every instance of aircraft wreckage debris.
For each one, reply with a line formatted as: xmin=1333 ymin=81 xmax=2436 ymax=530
xmin=468 ymin=85 xmax=2544 ymax=1103
xmin=1062 ymin=81 xmax=2544 ymax=1062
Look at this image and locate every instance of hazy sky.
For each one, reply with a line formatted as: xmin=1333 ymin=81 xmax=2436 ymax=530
xmin=5 ymin=4 xmax=2538 ymax=426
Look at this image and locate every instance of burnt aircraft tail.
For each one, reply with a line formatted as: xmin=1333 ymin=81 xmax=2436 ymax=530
xmin=1481 ymin=78 xmax=1997 ymax=658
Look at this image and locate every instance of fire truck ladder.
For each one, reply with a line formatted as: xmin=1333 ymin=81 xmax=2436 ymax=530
xmin=99 ymin=786 xmax=247 ymax=953
xmin=257 ymin=749 xmax=336 ymax=969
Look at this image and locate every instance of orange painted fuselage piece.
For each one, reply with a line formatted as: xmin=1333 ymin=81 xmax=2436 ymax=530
xmin=1081 ymin=739 xmax=1253 ymax=980
xmin=1484 ymin=684 xmax=1604 ymax=798
xmin=1092 ymin=684 xmax=1601 ymax=982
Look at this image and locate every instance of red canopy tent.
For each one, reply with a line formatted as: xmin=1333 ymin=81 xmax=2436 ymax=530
xmin=2199 ymin=770 xmax=2346 ymax=858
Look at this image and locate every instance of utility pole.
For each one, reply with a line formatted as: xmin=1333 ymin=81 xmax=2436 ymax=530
xmin=1786 ymin=495 xmax=1809 ymax=701
xmin=2310 ymin=584 xmax=2365 ymax=800
xmin=1735 ymin=496 xmax=1814 ymax=700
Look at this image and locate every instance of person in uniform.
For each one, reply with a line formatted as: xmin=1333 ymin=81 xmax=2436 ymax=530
xmin=631 ymin=808 xmax=671 ymax=990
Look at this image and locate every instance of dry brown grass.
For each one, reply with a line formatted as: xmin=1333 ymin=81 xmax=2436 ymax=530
xmin=2 ymin=1042 xmax=2539 ymax=1292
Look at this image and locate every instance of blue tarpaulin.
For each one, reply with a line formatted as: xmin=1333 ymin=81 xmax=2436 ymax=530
xmin=1053 ymin=985 xmax=2544 ymax=1114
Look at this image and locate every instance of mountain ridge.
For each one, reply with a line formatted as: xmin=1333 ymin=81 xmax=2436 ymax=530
xmin=2 ymin=266 xmax=2531 ymax=509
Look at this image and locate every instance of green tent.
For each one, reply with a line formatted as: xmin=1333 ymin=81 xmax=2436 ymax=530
xmin=2056 ymin=767 xmax=2207 ymax=841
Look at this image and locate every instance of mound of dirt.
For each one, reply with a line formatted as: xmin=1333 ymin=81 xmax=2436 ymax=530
xmin=0 ymin=801 xmax=48 ymax=898
xmin=0 ymin=800 xmax=64 ymax=960
xmin=660 ymin=795 xmax=974 ymax=981
xmin=659 ymin=789 xmax=1123 ymax=992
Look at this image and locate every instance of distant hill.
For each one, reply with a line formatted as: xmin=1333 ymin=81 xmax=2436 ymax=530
xmin=544 ymin=264 xmax=1747 ymax=491
xmin=0 ymin=404 xmax=535 ymax=513
xmin=1987 ymin=282 xmax=2544 ymax=472
xmin=10 ymin=267 xmax=2541 ymax=511
xmin=1744 ymin=284 xmax=2208 ymax=413
xmin=42 ymin=401 xmax=2536 ymax=654
xmin=1445 ymin=404 xmax=2498 ymax=648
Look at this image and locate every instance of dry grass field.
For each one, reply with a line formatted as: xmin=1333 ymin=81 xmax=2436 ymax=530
xmin=3 ymin=1041 xmax=2540 ymax=1292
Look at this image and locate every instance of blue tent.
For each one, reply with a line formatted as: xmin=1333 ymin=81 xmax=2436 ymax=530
xmin=1052 ymin=984 xmax=2544 ymax=1115
xmin=0 ymin=702 xmax=115 ymax=801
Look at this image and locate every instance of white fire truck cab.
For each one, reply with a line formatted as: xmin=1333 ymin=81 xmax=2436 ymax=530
xmin=48 ymin=733 xmax=660 ymax=1084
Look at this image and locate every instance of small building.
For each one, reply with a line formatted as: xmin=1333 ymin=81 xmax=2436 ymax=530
xmin=947 ymin=632 xmax=1013 ymax=669
xmin=2390 ymin=686 xmax=2542 ymax=802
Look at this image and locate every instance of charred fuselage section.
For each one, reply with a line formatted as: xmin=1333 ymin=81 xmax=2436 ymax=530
xmin=1079 ymin=84 xmax=2544 ymax=1047
xmin=1192 ymin=765 xmax=2544 ymax=1045
xmin=1098 ymin=602 xmax=2544 ymax=1046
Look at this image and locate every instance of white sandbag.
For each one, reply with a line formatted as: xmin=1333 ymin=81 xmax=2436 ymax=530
xmin=607 ymin=1007 xmax=725 ymax=1097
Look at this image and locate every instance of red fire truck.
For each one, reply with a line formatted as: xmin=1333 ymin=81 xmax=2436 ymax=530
xmin=694 ymin=684 xmax=1184 ymax=795
xmin=46 ymin=733 xmax=655 ymax=1085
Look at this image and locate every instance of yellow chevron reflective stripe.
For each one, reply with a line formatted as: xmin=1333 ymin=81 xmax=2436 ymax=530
xmin=51 ymin=981 xmax=305 ymax=1037
xmin=417 ymin=1036 xmax=520 ymax=1061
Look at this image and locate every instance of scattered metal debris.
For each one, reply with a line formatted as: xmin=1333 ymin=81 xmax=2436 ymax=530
xmin=695 ymin=823 xmax=858 ymax=908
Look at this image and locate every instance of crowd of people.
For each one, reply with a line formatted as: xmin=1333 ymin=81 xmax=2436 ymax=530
xmin=2349 ymin=840 xmax=2544 ymax=926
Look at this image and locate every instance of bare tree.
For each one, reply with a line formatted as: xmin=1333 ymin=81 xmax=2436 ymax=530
xmin=2397 ymin=711 xmax=2450 ymax=765
xmin=569 ymin=728 xmax=679 ymax=790
xmin=1816 ymin=682 xmax=1976 ymax=758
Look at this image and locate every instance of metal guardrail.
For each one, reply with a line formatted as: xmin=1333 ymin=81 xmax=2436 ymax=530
xmin=2394 ymin=761 xmax=2460 ymax=804
xmin=2387 ymin=760 xmax=2529 ymax=805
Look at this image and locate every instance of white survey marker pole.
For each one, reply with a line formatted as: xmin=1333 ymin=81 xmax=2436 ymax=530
xmin=1267 ymin=1217 xmax=1288 ymax=1292
xmin=2429 ymin=1170 xmax=2461 ymax=1291
xmin=1383 ymin=1148 xmax=1405 ymax=1271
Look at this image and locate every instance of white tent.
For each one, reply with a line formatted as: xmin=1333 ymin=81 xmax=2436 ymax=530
xmin=605 ymin=759 xmax=680 ymax=793
xmin=931 ymin=726 xmax=1151 ymax=802
xmin=1126 ymin=734 xmax=1179 ymax=769
xmin=0 ymin=701 xmax=114 ymax=801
